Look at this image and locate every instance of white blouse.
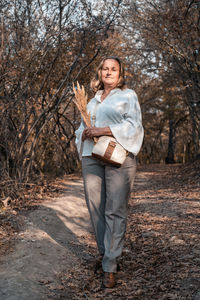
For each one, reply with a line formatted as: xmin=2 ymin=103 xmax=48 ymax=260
xmin=75 ymin=88 xmax=144 ymax=159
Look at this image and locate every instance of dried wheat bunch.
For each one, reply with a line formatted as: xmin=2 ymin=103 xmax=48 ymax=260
xmin=72 ymin=82 xmax=91 ymax=127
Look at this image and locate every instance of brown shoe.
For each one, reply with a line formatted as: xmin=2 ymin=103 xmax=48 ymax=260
xmin=102 ymin=272 xmax=115 ymax=288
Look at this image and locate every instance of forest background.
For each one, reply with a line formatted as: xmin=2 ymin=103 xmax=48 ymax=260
xmin=0 ymin=0 xmax=199 ymax=204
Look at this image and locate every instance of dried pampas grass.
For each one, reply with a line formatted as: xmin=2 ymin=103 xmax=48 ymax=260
xmin=72 ymin=82 xmax=91 ymax=127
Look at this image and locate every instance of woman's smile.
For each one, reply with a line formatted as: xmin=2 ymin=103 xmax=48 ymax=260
xmin=101 ymin=59 xmax=120 ymax=89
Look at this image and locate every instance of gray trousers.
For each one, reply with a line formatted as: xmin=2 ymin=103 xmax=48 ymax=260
xmin=82 ymin=154 xmax=136 ymax=273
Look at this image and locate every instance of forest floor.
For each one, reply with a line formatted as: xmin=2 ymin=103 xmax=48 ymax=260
xmin=0 ymin=163 xmax=200 ymax=300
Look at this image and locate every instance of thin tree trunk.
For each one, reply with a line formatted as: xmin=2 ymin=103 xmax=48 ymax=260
xmin=165 ymin=119 xmax=175 ymax=164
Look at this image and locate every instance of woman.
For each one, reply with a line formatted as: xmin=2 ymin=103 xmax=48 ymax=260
xmin=75 ymin=56 xmax=144 ymax=288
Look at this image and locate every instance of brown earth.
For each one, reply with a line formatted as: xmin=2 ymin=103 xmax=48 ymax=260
xmin=0 ymin=163 xmax=199 ymax=299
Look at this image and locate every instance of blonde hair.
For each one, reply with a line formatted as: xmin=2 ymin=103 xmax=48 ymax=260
xmin=90 ymin=56 xmax=126 ymax=92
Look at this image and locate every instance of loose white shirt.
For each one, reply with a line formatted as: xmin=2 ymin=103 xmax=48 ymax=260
xmin=75 ymin=88 xmax=144 ymax=159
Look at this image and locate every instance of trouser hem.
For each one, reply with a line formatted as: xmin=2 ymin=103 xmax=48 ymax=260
xmin=102 ymin=266 xmax=117 ymax=273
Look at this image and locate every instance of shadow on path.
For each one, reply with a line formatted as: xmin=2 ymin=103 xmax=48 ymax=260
xmin=0 ymin=178 xmax=92 ymax=300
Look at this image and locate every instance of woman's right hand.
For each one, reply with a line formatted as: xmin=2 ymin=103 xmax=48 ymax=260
xmin=82 ymin=127 xmax=96 ymax=141
xmin=82 ymin=126 xmax=112 ymax=141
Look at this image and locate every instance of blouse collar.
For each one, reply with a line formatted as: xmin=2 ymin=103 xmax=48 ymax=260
xmin=95 ymin=88 xmax=121 ymax=102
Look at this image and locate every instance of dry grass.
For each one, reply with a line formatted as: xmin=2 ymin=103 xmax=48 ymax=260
xmin=73 ymin=82 xmax=91 ymax=127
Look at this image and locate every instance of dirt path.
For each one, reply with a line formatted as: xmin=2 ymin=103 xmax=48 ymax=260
xmin=0 ymin=178 xmax=91 ymax=299
xmin=0 ymin=165 xmax=199 ymax=299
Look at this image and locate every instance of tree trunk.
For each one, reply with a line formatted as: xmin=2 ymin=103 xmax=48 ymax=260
xmin=165 ymin=119 xmax=175 ymax=164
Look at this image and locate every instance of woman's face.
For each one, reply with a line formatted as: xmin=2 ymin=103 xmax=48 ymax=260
xmin=101 ymin=59 xmax=120 ymax=89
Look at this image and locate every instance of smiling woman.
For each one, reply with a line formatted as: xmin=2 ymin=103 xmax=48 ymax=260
xmin=101 ymin=59 xmax=120 ymax=97
xmin=91 ymin=56 xmax=126 ymax=93
xmin=75 ymin=56 xmax=144 ymax=288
